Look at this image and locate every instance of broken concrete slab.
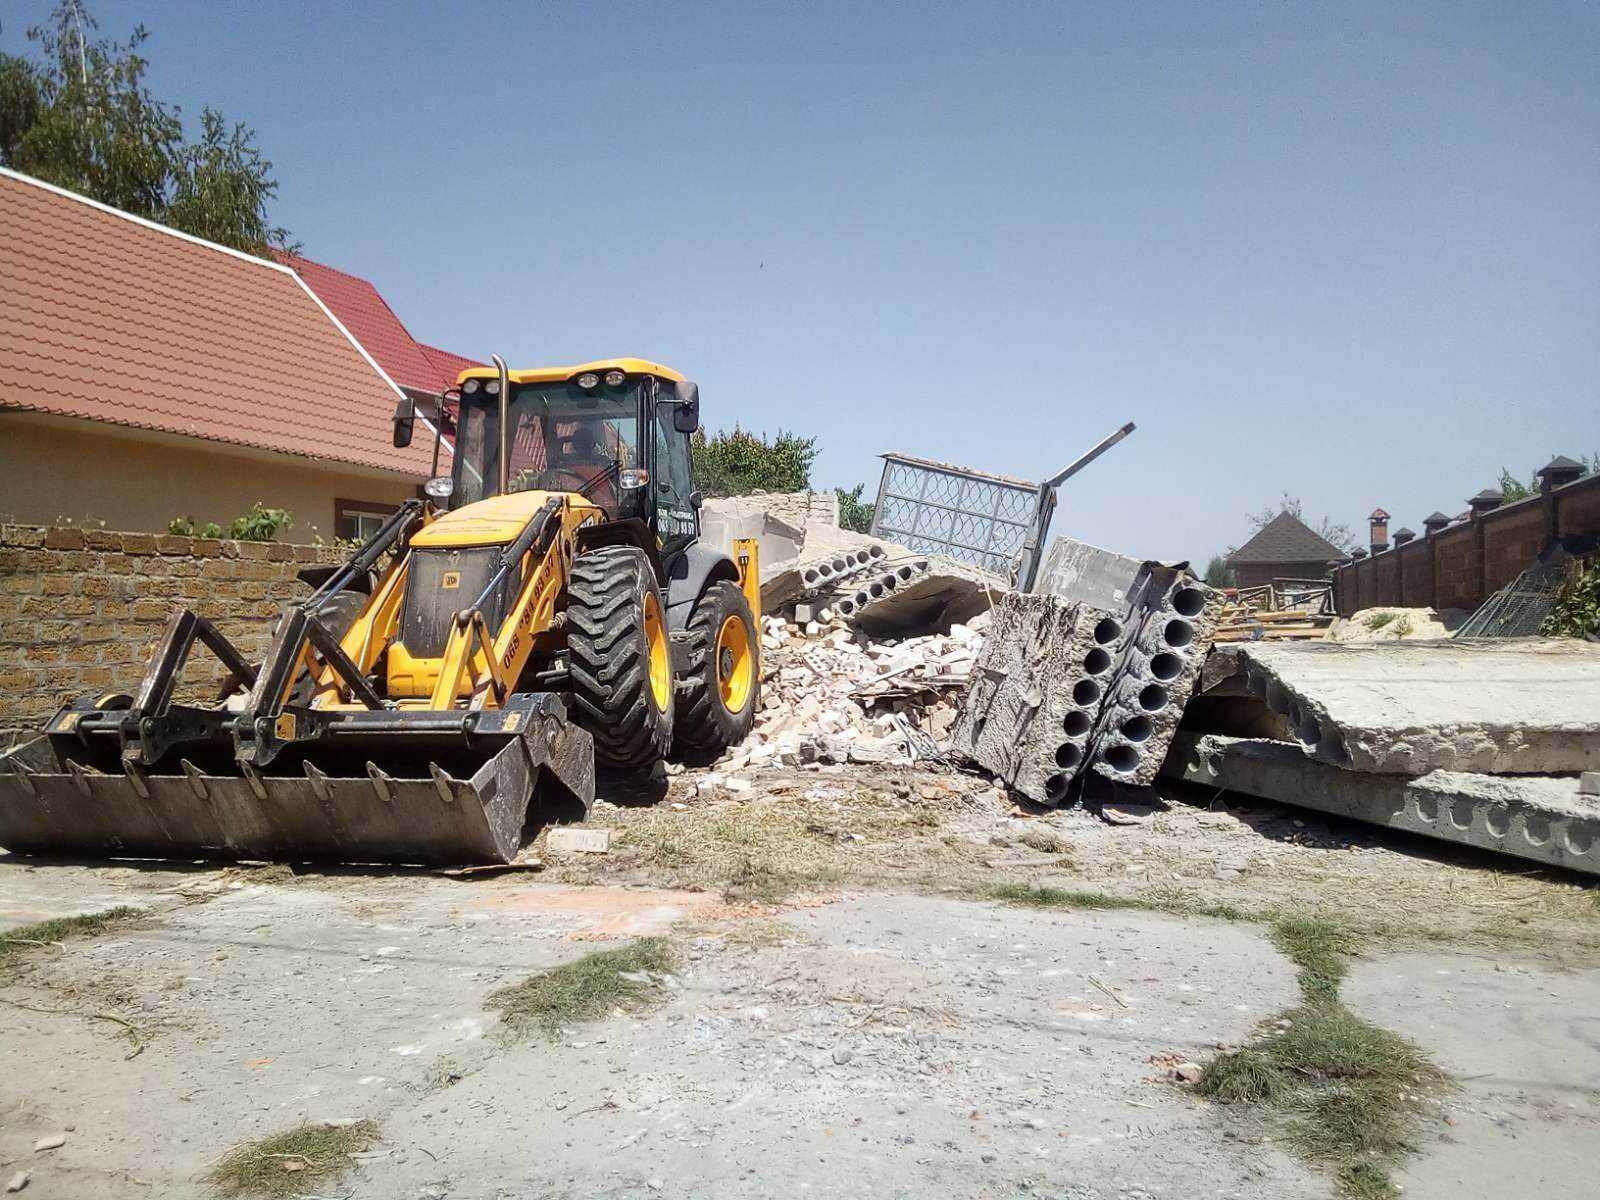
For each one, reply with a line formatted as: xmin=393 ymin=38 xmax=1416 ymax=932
xmin=951 ymin=592 xmax=1118 ymax=804
xmin=699 ymin=495 xmax=806 ymax=569
xmin=1088 ymin=568 xmax=1222 ymax=786
xmin=1162 ymin=732 xmax=1600 ymax=877
xmin=839 ymin=554 xmax=1002 ymax=638
xmin=1199 ymin=639 xmax=1600 ymax=776
xmin=1033 ymin=534 xmax=1144 ymax=610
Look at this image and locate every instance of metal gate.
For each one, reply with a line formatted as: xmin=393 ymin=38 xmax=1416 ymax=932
xmin=869 ymin=453 xmax=1041 ymax=577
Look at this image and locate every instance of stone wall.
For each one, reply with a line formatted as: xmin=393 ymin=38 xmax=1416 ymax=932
xmin=1332 ymin=472 xmax=1600 ymax=615
xmin=0 ymin=524 xmax=343 ymax=744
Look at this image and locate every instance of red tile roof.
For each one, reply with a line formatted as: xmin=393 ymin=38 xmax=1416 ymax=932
xmin=278 ymin=253 xmax=458 ymax=395
xmin=420 ymin=343 xmax=482 ymax=389
xmin=0 ymin=168 xmax=433 ymax=476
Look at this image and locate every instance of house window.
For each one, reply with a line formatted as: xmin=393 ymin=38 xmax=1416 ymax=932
xmin=334 ymin=499 xmax=397 ymax=542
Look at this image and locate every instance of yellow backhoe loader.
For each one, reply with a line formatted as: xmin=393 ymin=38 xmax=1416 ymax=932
xmin=0 ymin=358 xmax=761 ymax=864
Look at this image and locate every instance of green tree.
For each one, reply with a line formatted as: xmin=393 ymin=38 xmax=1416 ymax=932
xmin=0 ymin=2 xmax=293 ymax=253
xmin=690 ymin=426 xmax=818 ymax=497
xmin=835 ymin=483 xmax=875 ymax=533
xmin=1498 ymin=467 xmax=1536 ymax=502
xmin=1203 ymin=554 xmax=1236 ymax=588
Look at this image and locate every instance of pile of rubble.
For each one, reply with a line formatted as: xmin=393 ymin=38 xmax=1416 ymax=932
xmin=707 ymin=613 xmax=988 ymax=773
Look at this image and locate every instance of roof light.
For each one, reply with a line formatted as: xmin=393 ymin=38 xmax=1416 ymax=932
xmin=485 ymin=378 xmax=500 ymax=396
xmin=462 ymin=378 xmax=480 ymax=395
xmin=576 ymin=372 xmax=600 ymax=390
xmin=604 ymin=369 xmax=626 ymax=387
xmin=620 ymin=468 xmax=649 ymax=490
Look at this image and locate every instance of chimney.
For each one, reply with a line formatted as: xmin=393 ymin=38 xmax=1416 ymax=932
xmin=1422 ymin=511 xmax=1451 ymax=536
xmin=1391 ymin=527 xmax=1416 ymax=546
xmin=1536 ymin=455 xmax=1585 ymax=493
xmin=1468 ymin=488 xmax=1503 ymax=518
xmin=1368 ymin=508 xmax=1390 ymax=555
xmin=1350 ymin=547 xmax=1368 ymax=561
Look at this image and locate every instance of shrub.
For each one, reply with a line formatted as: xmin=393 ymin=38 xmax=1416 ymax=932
xmin=691 ymin=426 xmax=817 ymax=497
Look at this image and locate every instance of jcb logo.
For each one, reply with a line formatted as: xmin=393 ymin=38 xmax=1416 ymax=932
xmin=441 ymin=571 xmax=461 ymax=590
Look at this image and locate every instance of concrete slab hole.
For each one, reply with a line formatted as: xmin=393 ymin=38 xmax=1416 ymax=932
xmin=1163 ymin=619 xmax=1194 ymax=648
xmin=1073 ymin=678 xmax=1101 ymax=706
xmin=1170 ymin=586 xmax=1206 ymax=618
xmin=1045 ymin=773 xmax=1071 ymax=804
xmin=1062 ymin=710 xmax=1092 ymax=738
xmin=1083 ymin=648 xmax=1112 ymax=675
xmin=1149 ymin=652 xmax=1182 ymax=682
xmin=1093 ymin=617 xmax=1122 ymax=645
xmin=1485 ymin=808 xmax=1511 ymax=838
xmin=1055 ymin=742 xmax=1083 ymax=769
xmin=1102 ymin=744 xmax=1140 ymax=773
xmin=1566 ymin=826 xmax=1594 ymax=855
xmin=1451 ymin=799 xmax=1474 ymax=829
xmin=1120 ymin=715 xmax=1154 ymax=743
xmin=1523 ymin=815 xmax=1550 ymax=846
xmin=1137 ymin=683 xmax=1168 ymax=712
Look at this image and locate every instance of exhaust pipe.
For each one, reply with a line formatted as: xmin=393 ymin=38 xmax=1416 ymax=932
xmin=493 ymin=353 xmax=511 ymax=497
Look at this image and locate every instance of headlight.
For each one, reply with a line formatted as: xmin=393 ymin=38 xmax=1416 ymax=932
xmin=424 ymin=475 xmax=454 ymax=499
xmin=603 ymin=369 xmax=626 ymax=387
xmin=462 ymin=378 xmax=480 ymax=395
xmin=485 ymin=379 xmax=500 ymax=395
xmin=576 ymin=372 xmax=600 ymax=390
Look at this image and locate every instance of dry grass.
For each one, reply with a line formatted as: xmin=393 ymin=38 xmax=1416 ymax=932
xmin=588 ymin=788 xmax=984 ymax=902
xmin=1019 ymin=826 xmax=1069 ymax=854
xmin=209 ymin=1121 xmax=378 ymax=1197
xmin=488 ymin=938 xmax=674 ymax=1041
xmin=987 ymin=881 xmax=1250 ymax=922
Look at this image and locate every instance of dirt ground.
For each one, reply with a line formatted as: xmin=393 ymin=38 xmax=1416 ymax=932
xmin=1 ymin=759 xmax=1597 ymax=1199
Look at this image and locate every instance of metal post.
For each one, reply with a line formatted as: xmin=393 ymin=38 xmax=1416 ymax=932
xmin=1015 ymin=422 xmax=1136 ymax=592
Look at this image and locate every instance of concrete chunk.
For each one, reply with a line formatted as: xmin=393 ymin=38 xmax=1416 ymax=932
xmin=950 ymin=592 xmax=1113 ymax=804
xmin=1200 ymin=638 xmax=1600 ymax=776
xmin=546 ymin=827 xmax=611 ymax=854
xmin=1163 ymin=733 xmax=1600 ymax=877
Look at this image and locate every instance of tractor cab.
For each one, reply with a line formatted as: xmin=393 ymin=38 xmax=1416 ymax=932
xmin=399 ymin=360 xmax=700 ymax=548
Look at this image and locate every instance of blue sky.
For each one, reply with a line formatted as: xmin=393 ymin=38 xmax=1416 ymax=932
xmin=7 ymin=1 xmax=1597 ymax=560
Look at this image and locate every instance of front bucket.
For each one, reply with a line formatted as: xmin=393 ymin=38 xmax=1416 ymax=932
xmin=0 ymin=708 xmax=595 ymax=867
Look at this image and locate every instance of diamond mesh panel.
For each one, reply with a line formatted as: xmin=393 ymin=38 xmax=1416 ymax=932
xmin=870 ymin=456 xmax=1039 ymax=576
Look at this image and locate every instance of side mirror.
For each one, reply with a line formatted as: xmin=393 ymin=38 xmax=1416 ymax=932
xmin=392 ymin=396 xmax=416 ymax=448
xmin=673 ymin=382 xmax=700 ymax=433
xmin=689 ymin=489 xmax=704 ymax=510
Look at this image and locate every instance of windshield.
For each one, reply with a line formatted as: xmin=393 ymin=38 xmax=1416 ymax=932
xmin=452 ymin=379 xmax=640 ymax=510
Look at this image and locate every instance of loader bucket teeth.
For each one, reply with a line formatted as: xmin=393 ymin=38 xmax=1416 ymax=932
xmin=0 ymin=695 xmax=595 ymax=866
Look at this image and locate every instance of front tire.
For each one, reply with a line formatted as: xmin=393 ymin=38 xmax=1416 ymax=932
xmin=673 ymin=580 xmax=759 ymax=757
xmin=567 ymin=546 xmax=675 ymax=768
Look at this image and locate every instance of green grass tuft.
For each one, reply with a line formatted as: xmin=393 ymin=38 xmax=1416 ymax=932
xmin=1270 ymin=915 xmax=1359 ymax=1004
xmin=1196 ymin=914 xmax=1443 ymax=1200
xmin=488 ymin=938 xmax=674 ymax=1041
xmin=1195 ymin=1046 xmax=1292 ymax=1104
xmin=209 ymin=1121 xmax=378 ymax=1197
xmin=1362 ymin=611 xmax=1397 ymax=630
xmin=0 ymin=906 xmax=146 ymax=977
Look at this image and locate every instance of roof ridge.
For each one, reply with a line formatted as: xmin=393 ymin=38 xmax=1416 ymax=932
xmin=0 ymin=165 xmax=295 ymax=276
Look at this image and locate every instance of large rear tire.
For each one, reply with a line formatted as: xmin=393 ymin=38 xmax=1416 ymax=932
xmin=567 ymin=545 xmax=675 ymax=768
xmin=672 ymin=579 xmax=759 ymax=757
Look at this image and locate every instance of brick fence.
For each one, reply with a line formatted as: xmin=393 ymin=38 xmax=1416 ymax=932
xmin=0 ymin=524 xmax=343 ymax=744
xmin=1331 ymin=472 xmax=1600 ymax=616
